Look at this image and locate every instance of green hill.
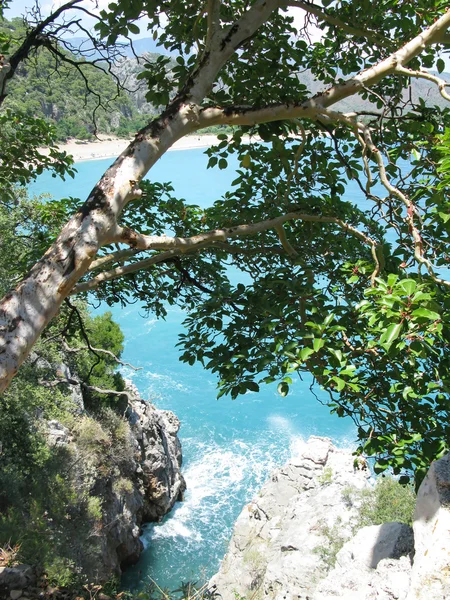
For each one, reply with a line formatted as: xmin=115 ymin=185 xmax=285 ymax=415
xmin=1 ymin=18 xmax=159 ymax=141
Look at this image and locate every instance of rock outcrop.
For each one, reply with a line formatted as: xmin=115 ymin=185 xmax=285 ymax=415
xmin=211 ymin=438 xmax=450 ymax=600
xmin=314 ymin=523 xmax=413 ymax=599
xmin=0 ymin=384 xmax=186 ymax=594
xmin=127 ymin=394 xmax=185 ymax=521
xmin=210 ymin=436 xmax=419 ymax=600
xmin=210 ymin=436 xmax=375 ymax=600
xmin=80 ymin=387 xmax=186 ymax=580
xmin=407 ymin=453 xmax=450 ymax=600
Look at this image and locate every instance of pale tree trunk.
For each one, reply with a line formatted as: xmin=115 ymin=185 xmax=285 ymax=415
xmin=0 ymin=113 xmax=189 ymax=390
xmin=1 ymin=3 xmax=450 ymax=393
xmin=0 ymin=0 xmax=279 ymax=392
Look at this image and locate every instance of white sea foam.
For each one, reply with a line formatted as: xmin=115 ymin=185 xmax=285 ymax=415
xmin=139 ymin=370 xmax=190 ymax=399
xmin=150 ymin=517 xmax=201 ymax=541
xmin=289 ymin=436 xmax=308 ymax=460
xmin=143 ymin=318 xmax=158 ymax=332
xmin=266 ymin=413 xmax=296 ymax=435
xmin=123 ymin=317 xmax=158 ymax=344
xmin=143 ymin=433 xmax=287 ymax=554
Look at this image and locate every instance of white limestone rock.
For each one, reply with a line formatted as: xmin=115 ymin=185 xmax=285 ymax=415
xmin=335 ymin=522 xmax=414 ymax=570
xmin=46 ymin=419 xmax=70 ymax=447
xmin=210 ymin=443 xmax=450 ymax=600
xmin=314 ymin=524 xmax=413 ymax=600
xmin=407 ymin=453 xmax=450 ymax=600
xmin=209 ymin=436 xmax=371 ymax=600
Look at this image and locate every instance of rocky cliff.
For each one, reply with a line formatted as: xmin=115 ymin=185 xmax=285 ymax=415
xmin=0 ymin=382 xmax=186 ymax=594
xmin=95 ymin=388 xmax=186 ymax=579
xmin=211 ymin=436 xmax=450 ymax=600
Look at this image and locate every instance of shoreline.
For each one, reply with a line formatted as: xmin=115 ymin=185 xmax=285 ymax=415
xmin=44 ymin=134 xmax=226 ymax=163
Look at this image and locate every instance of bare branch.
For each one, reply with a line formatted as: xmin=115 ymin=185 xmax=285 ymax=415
xmin=394 ymin=65 xmax=450 ymax=103
xmin=206 ymin=0 xmax=222 ymax=50
xmin=112 ymin=212 xmax=379 ymax=251
xmin=196 ymin=8 xmax=450 ymax=129
xmin=189 ymin=0 xmax=279 ymax=101
xmin=89 ymin=248 xmax=142 ymax=271
xmin=61 ymin=340 xmax=142 ymax=371
xmin=283 ymin=0 xmax=390 ymax=47
xmin=275 ymin=224 xmax=298 ymax=257
xmin=0 ymin=0 xmax=83 ymax=103
xmin=40 ymin=376 xmax=134 ymax=400
xmin=360 ymin=124 xmax=450 ymax=288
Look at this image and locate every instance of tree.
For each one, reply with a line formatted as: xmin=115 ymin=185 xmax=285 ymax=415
xmin=2 ymin=0 xmax=450 ymax=482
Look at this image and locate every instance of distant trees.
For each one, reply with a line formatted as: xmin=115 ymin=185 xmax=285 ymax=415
xmin=0 ymin=16 xmax=155 ymax=140
xmin=2 ymin=0 xmax=450 ymax=483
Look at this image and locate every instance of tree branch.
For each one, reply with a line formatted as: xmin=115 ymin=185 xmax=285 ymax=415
xmin=40 ymin=376 xmax=134 ymax=400
xmin=394 ymin=65 xmax=450 ymax=103
xmin=73 ymin=213 xmax=381 ymax=294
xmin=206 ymin=0 xmax=222 ymax=51
xmin=112 ymin=212 xmax=379 ymax=252
xmin=196 ymin=8 xmax=450 ymax=128
xmin=275 ymin=224 xmax=298 ymax=257
xmin=359 ymin=123 xmax=450 ymax=288
xmin=0 ymin=0 xmax=83 ymax=104
xmin=2 ymin=4 xmax=449 ymax=392
xmin=89 ymin=248 xmax=142 ymax=271
xmin=188 ymin=0 xmax=279 ymax=101
xmin=61 ymin=339 xmax=142 ymax=371
xmin=283 ymin=0 xmax=389 ymax=47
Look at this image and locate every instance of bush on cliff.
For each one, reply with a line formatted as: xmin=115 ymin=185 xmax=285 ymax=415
xmin=0 ymin=320 xmax=135 ymax=588
xmin=356 ymin=477 xmax=416 ymax=528
xmin=0 ymin=194 xmax=135 ymax=586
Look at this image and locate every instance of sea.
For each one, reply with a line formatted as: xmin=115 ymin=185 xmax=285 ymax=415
xmin=29 ymin=145 xmax=358 ymax=593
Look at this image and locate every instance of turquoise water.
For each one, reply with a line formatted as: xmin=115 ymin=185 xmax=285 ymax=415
xmin=30 ymin=147 xmax=356 ymax=591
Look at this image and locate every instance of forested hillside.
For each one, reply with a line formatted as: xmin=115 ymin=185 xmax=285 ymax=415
xmin=2 ymin=16 xmax=448 ymax=143
xmin=0 ymin=18 xmax=163 ymax=140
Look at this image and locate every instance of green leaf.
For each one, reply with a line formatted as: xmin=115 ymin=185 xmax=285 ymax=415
xmin=329 ymin=348 xmax=343 ymax=364
xmin=437 ymin=58 xmax=445 ymax=74
xmin=398 ymin=279 xmax=416 ymax=296
xmin=411 ymin=308 xmax=440 ymax=320
xmin=300 ymin=347 xmax=315 ymax=362
xmin=323 ymin=313 xmax=335 ymax=326
xmin=246 ymin=381 xmax=260 ymax=393
xmin=332 ymin=376 xmax=346 ymax=392
xmin=380 ymin=323 xmax=402 ymax=348
xmin=128 ymin=23 xmax=140 ymax=34
xmin=313 ymin=338 xmax=325 ymax=352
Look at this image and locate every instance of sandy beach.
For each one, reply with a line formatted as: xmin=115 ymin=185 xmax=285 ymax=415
xmin=46 ymin=133 xmax=226 ymax=163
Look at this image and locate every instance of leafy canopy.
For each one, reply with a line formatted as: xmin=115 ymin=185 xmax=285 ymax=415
xmin=3 ymin=0 xmax=450 ymax=486
xmin=93 ymin=0 xmax=450 ymax=486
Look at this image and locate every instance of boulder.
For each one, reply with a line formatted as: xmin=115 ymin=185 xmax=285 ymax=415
xmin=315 ymin=524 xmax=414 ymax=600
xmin=407 ymin=453 xmax=450 ymax=600
xmin=0 ymin=565 xmax=35 ymax=591
xmin=46 ymin=420 xmax=69 ymax=447
xmin=315 ymin=555 xmax=412 ymax=600
xmin=335 ymin=522 xmax=414 ymax=570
